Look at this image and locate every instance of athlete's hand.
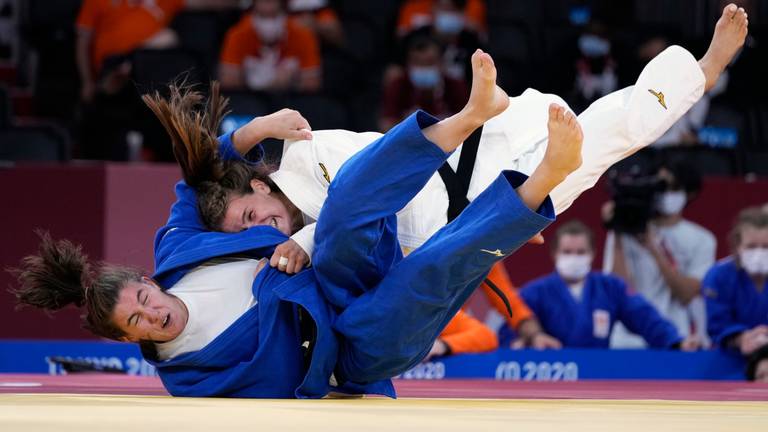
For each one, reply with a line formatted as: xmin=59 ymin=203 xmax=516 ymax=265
xmin=270 ymin=239 xmax=310 ymax=274
xmin=258 ymin=108 xmax=313 ymax=141
xmin=233 ymin=109 xmax=313 ymax=154
xmin=527 ymin=232 xmax=545 ymax=245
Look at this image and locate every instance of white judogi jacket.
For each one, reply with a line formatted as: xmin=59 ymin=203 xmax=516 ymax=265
xmin=272 ymin=46 xmax=705 ymax=257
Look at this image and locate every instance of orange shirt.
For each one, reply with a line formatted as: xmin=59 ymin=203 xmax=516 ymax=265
xmin=396 ymin=0 xmax=486 ymax=35
xmin=482 ymin=262 xmax=533 ymax=330
xmin=220 ymin=14 xmax=321 ymax=72
xmin=77 ymin=0 xmax=185 ymax=73
xmin=438 ymin=309 xmax=498 ymax=355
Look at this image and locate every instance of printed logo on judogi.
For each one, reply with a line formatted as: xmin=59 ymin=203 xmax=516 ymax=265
xmin=592 ymin=309 xmax=611 ymax=338
xmin=319 ymin=163 xmax=331 ymax=184
xmin=480 ymin=248 xmax=504 ymax=257
xmin=648 ymin=89 xmax=668 ymax=110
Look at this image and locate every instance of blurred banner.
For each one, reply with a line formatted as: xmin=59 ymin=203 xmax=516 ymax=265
xmin=0 ymin=341 xmax=745 ymax=381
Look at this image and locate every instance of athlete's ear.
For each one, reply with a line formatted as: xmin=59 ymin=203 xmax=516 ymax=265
xmin=249 ymin=179 xmax=271 ymax=194
xmin=141 ymin=276 xmax=160 ymax=289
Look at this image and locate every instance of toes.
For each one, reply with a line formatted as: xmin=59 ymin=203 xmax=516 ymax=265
xmin=548 ymin=103 xmax=558 ymax=119
xmin=565 ymin=111 xmax=576 ymax=127
xmin=725 ymin=3 xmax=737 ymax=16
xmin=470 ymin=49 xmax=482 ymax=70
xmin=481 ymin=52 xmax=495 ymax=70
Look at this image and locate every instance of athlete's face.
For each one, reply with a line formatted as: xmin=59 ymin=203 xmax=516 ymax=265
xmin=220 ymin=179 xmax=293 ymax=235
xmin=111 ymin=278 xmax=188 ymax=343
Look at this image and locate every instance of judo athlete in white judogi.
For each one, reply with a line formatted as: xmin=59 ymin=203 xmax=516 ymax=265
xmin=263 ymin=45 xmax=705 ymax=263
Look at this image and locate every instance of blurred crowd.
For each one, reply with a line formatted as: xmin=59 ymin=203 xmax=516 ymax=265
xmin=0 ymin=0 xmax=767 ymax=382
xmin=0 ymin=0 xmax=766 ymax=166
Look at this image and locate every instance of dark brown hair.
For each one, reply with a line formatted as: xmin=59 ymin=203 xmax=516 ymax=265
xmin=142 ymin=82 xmax=300 ymax=231
xmin=729 ymin=207 xmax=768 ymax=251
xmin=8 ymin=231 xmax=142 ymax=340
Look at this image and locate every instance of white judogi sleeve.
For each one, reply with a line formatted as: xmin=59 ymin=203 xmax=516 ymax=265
xmin=290 ymin=222 xmax=316 ymax=260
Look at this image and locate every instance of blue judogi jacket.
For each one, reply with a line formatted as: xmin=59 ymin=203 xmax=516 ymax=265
xmin=520 ymin=272 xmax=682 ymax=348
xmin=704 ymin=258 xmax=768 ymax=347
xmin=140 ymin=132 xmax=395 ymax=399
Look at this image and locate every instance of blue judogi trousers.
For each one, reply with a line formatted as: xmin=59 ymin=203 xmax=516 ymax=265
xmin=313 ymin=111 xmax=555 ymax=384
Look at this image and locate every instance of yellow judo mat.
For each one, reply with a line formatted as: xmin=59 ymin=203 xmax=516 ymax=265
xmin=1 ymin=394 xmax=767 ymax=432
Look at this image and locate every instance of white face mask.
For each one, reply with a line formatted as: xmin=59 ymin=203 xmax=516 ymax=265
xmin=556 ymin=254 xmax=593 ymax=281
xmin=252 ymin=15 xmax=286 ymax=44
xmin=740 ymin=247 xmax=768 ymax=275
xmin=655 ymin=190 xmax=687 ymax=216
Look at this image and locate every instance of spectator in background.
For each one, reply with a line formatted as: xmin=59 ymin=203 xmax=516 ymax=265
xmin=485 ymin=262 xmax=562 ymax=350
xmin=425 ymin=310 xmax=498 ymax=361
xmin=396 ymin=0 xmax=485 ymax=37
xmin=219 ymin=0 xmax=321 ymax=92
xmin=76 ymin=0 xmax=239 ymax=103
xmin=388 ymin=0 xmax=484 ymax=86
xmin=520 ymin=221 xmax=697 ymax=350
xmin=76 ymin=0 xmax=240 ymax=160
xmin=379 ymin=36 xmax=468 ymax=131
xmin=287 ymin=0 xmax=343 ymax=47
xmin=704 ymin=207 xmax=768 ymax=357
xmin=605 ymin=161 xmax=715 ymax=348
xmin=572 ymin=21 xmax=617 ymax=113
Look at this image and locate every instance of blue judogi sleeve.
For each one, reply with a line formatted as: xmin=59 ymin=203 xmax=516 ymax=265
xmin=611 ymin=275 xmax=683 ymax=348
xmin=703 ymin=260 xmax=752 ymax=347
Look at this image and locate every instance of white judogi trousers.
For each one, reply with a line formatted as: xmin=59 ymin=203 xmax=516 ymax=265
xmin=270 ymin=46 xmax=705 ymax=254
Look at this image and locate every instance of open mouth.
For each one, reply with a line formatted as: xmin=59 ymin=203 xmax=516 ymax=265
xmin=162 ymin=314 xmax=170 ymax=329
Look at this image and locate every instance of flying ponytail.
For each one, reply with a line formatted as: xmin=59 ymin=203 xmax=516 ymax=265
xmin=142 ymin=81 xmax=229 ymax=189
xmin=8 ymin=231 xmax=142 ymax=340
xmin=10 ymin=230 xmax=91 ymax=311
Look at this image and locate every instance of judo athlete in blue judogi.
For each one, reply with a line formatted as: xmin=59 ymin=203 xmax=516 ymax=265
xmin=703 ymin=207 xmax=768 ymax=356
xmin=518 ymin=221 xmax=692 ymax=350
xmin=141 ymin=50 xmax=580 ymax=397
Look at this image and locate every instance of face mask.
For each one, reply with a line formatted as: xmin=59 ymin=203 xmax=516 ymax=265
xmin=556 ymin=254 xmax=592 ymax=281
xmin=434 ymin=11 xmax=465 ymax=35
xmin=409 ymin=66 xmax=441 ymax=89
xmin=578 ymin=34 xmax=610 ymax=58
xmin=655 ymin=190 xmax=687 ymax=216
xmin=740 ymin=248 xmax=768 ymax=275
xmin=252 ymin=15 xmax=286 ymax=44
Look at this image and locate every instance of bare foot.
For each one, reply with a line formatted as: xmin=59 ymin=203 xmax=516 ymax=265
xmin=464 ymin=49 xmax=510 ymax=124
xmin=542 ymin=104 xmax=583 ymax=179
xmin=699 ymin=3 xmax=748 ymax=91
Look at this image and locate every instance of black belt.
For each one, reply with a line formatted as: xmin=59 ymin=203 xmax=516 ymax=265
xmin=436 ymin=125 xmax=515 ymax=319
